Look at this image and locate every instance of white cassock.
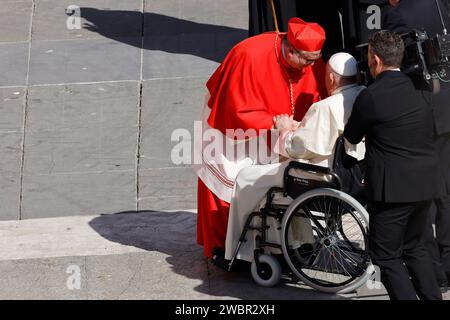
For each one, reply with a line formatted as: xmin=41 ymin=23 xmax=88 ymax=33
xmin=224 ymin=84 xmax=367 ymax=261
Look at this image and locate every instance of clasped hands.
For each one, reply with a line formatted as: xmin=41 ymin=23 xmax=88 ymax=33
xmin=272 ymin=114 xmax=300 ymax=132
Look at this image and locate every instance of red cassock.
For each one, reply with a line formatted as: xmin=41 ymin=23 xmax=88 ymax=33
xmin=197 ymin=32 xmax=327 ymax=259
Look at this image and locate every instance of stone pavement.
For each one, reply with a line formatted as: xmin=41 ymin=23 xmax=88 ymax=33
xmin=0 ymin=211 xmax=393 ymax=300
xmin=0 ymin=0 xmax=445 ymax=300
xmin=0 ymin=0 xmax=248 ymax=220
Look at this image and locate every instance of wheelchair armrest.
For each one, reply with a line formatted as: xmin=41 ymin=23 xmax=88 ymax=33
xmin=286 ymin=161 xmax=332 ymax=175
xmin=283 ymin=161 xmax=342 ymax=195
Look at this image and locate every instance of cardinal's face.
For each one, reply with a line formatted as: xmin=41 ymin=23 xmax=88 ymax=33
xmin=285 ymin=42 xmax=322 ymax=71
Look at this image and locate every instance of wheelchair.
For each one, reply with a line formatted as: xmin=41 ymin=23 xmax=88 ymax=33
xmin=227 ymin=138 xmax=372 ymax=294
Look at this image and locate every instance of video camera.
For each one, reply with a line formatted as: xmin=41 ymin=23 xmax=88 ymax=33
xmin=356 ymin=0 xmax=450 ymax=93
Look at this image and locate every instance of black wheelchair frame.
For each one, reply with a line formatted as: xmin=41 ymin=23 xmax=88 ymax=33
xmin=228 ymin=161 xmax=344 ymax=272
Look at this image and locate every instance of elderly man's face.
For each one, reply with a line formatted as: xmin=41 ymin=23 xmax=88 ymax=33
xmin=325 ymin=64 xmax=334 ymax=95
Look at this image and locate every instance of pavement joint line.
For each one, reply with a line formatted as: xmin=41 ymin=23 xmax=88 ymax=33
xmin=0 ymin=209 xmax=197 ymax=224
xmin=135 ymin=0 xmax=145 ymax=212
xmin=23 ymin=169 xmax=135 ymax=176
xmin=0 ymin=76 xmax=209 ymax=89
xmin=14 ymin=80 xmax=139 ymax=88
xmin=18 ymin=0 xmax=36 ymax=220
xmin=25 ymin=0 xmax=35 ymax=87
xmin=145 ymin=76 xmax=210 ymax=81
xmin=0 ymin=41 xmax=29 ymax=45
xmin=139 ymin=166 xmax=193 ymax=172
xmin=138 ymin=195 xmax=192 ymax=201
xmin=2 ymin=37 xmax=142 ymax=44
xmin=0 ymin=85 xmax=27 ymax=89
xmin=0 ymin=130 xmax=21 ymax=134
xmin=0 ymin=0 xmax=30 ymax=3
xmin=136 ymin=83 xmax=143 ymax=212
xmin=139 ymin=0 xmax=145 ymax=82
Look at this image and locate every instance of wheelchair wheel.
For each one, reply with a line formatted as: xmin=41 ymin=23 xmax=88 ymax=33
xmin=250 ymin=254 xmax=282 ymax=287
xmin=281 ymin=188 xmax=371 ymax=294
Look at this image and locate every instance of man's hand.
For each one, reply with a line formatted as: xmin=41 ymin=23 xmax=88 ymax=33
xmin=273 ymin=114 xmax=298 ymax=131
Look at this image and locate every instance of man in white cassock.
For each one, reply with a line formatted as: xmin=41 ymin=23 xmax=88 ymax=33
xmin=224 ymin=52 xmax=367 ymax=262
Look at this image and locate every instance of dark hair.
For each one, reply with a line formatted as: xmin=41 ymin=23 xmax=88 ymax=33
xmin=368 ymin=30 xmax=404 ymax=68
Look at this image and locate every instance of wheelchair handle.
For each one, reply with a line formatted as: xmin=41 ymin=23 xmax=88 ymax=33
xmin=283 ymin=161 xmax=343 ymax=192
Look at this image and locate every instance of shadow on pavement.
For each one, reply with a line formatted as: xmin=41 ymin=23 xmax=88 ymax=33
xmin=89 ymin=210 xmax=346 ymax=300
xmin=77 ymin=8 xmax=248 ymax=63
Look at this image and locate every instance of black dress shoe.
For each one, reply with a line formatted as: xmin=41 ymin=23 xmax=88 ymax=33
xmin=211 ymin=247 xmax=230 ymax=271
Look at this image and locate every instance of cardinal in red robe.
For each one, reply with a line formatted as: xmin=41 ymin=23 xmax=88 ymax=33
xmin=195 ymin=18 xmax=328 ymax=261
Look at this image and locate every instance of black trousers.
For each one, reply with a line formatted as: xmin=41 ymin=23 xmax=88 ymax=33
xmin=426 ymin=135 xmax=450 ymax=283
xmin=436 ymin=195 xmax=450 ymax=276
xmin=369 ymin=201 xmax=442 ymax=300
xmin=426 ymin=196 xmax=450 ymax=286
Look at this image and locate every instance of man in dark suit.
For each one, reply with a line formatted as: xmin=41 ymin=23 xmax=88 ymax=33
xmin=344 ymin=30 xmax=442 ymax=300
xmin=383 ymin=0 xmax=450 ymax=291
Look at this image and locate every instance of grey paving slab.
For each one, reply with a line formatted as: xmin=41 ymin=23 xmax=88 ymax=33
xmin=0 ymin=133 xmax=22 ymax=221
xmin=84 ymin=251 xmax=210 ymax=299
xmin=87 ymin=211 xmax=210 ymax=299
xmin=138 ymin=168 xmax=197 ymax=211
xmin=353 ymin=281 xmax=389 ymax=300
xmin=138 ymin=77 xmax=204 ymax=211
xmin=140 ymin=77 xmax=206 ymax=170
xmin=20 ymin=82 xmax=139 ymax=219
xmin=21 ymin=170 xmax=136 ymax=219
xmin=0 ymin=87 xmax=25 ymax=133
xmin=87 ymin=210 xmax=200 ymax=251
xmin=0 ymin=251 xmax=211 ymax=300
xmin=0 ymin=210 xmax=198 ymax=260
xmin=207 ymin=262 xmax=346 ymax=300
xmin=33 ymin=0 xmax=142 ymax=41
xmin=142 ymin=0 xmax=247 ymax=78
xmin=0 ymin=88 xmax=25 ymax=221
xmin=0 ymin=251 xmax=396 ymax=300
xmin=0 ymin=0 xmax=32 ymax=42
xmin=0 ymin=256 xmax=88 ymax=299
xmin=0 ymin=213 xmax=445 ymax=300
xmin=0 ymin=210 xmax=211 ymax=299
xmin=144 ymin=0 xmax=248 ymax=30
xmin=24 ymin=82 xmax=139 ymax=175
xmin=0 ymin=43 xmax=29 ymax=87
xmin=28 ymin=38 xmax=141 ymax=85
xmin=142 ymin=32 xmax=243 ymax=79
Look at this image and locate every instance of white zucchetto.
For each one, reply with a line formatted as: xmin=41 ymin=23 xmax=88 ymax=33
xmin=328 ymin=52 xmax=358 ymax=77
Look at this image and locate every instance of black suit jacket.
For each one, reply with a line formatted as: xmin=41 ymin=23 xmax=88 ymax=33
xmin=383 ymin=0 xmax=450 ymax=136
xmin=383 ymin=0 xmax=449 ymax=35
xmin=344 ymin=71 xmax=441 ymax=203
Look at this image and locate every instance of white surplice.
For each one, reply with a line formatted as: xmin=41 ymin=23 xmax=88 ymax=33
xmin=193 ymin=94 xmax=278 ymax=203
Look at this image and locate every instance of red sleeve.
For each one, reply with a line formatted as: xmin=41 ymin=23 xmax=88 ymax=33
xmin=206 ymin=48 xmax=273 ymax=136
